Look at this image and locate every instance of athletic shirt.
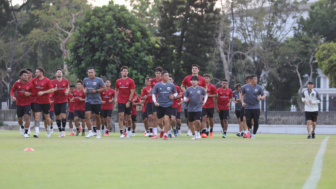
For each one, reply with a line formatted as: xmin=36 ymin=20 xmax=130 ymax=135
xmin=182 ymin=75 xmax=207 ymax=88
xmin=241 ymin=84 xmax=264 ymax=109
xmin=100 ymin=88 xmax=115 ymax=110
xmin=32 ymin=77 xmax=54 ymax=104
xmin=28 ymin=79 xmax=36 ymax=103
xmin=177 ymin=93 xmax=184 ymax=113
xmin=203 ymin=83 xmax=217 ymax=109
xmin=302 ymin=89 xmax=321 ymax=112
xmin=217 ymin=88 xmax=233 ymax=110
xmin=67 ymin=92 xmax=75 ymax=113
xmin=132 ymin=94 xmax=140 ymax=116
xmin=115 ymin=77 xmax=136 ymax=104
xmin=49 ymin=93 xmax=54 ymax=111
xmin=232 ymin=90 xmax=242 ymax=111
xmin=11 ymin=81 xmax=34 ymax=106
xmin=152 ymin=82 xmax=177 ymax=108
xmin=52 ymin=78 xmax=69 ymax=104
xmin=185 ymin=86 xmax=206 ymax=112
xmin=73 ymin=89 xmax=86 ymax=111
xmin=151 ymin=77 xmax=162 ymax=89
xmin=140 ymin=92 xmax=147 ymax=112
xmin=172 ymin=85 xmax=182 ymax=108
xmin=142 ymin=86 xmax=153 ymax=103
xmin=83 ymin=77 xmax=105 ymax=104
xmin=183 ymin=91 xmax=188 ymax=110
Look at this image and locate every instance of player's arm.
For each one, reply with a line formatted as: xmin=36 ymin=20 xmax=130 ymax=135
xmin=301 ymin=92 xmax=306 ymax=104
xmin=183 ymin=90 xmax=189 ymax=102
xmin=65 ymin=83 xmax=70 ymax=95
xmin=10 ymin=83 xmax=17 ymax=101
xmin=96 ymin=85 xmax=106 ymax=93
xmin=203 ymin=93 xmax=208 ymax=106
xmin=240 ymin=90 xmax=245 ymax=107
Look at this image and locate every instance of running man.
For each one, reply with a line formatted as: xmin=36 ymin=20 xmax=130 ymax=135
xmin=67 ymin=84 xmax=76 ymax=136
xmin=233 ymin=83 xmax=244 ymax=137
xmin=151 ymin=67 xmax=163 ymax=136
xmin=83 ymin=67 xmax=106 ymax=138
xmin=100 ymin=79 xmax=115 ymax=136
xmin=169 ymin=76 xmax=182 ymax=137
xmin=31 ymin=67 xmax=55 ymax=138
xmin=184 ymin=76 xmax=208 ymax=140
xmin=73 ymin=80 xmax=86 ymax=136
xmin=115 ymin=66 xmax=135 ymax=139
xmin=141 ymin=77 xmax=154 ymax=137
xmin=240 ymin=75 xmax=251 ymax=138
xmin=42 ymin=93 xmax=54 ymax=137
xmin=11 ymin=69 xmax=34 ymax=138
xmin=302 ymin=81 xmax=321 ymax=139
xmin=152 ymin=70 xmax=178 ymax=140
xmin=240 ymin=75 xmax=266 ymax=139
xmin=51 ymin=69 xmax=70 ymax=138
xmin=201 ymin=74 xmax=217 ymax=138
xmin=216 ymin=79 xmax=233 ymax=138
xmin=131 ymin=93 xmax=141 ymax=136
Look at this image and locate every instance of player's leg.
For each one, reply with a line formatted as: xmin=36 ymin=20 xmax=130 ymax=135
xmin=68 ymin=112 xmax=74 ymax=136
xmin=118 ymin=103 xmax=126 ymax=138
xmin=131 ymin=115 xmax=136 ymax=136
xmin=201 ymin=108 xmax=208 ymax=136
xmin=188 ymin=112 xmax=196 ymax=139
xmin=245 ymin=109 xmax=252 ymax=138
xmin=60 ymin=103 xmax=67 ymax=136
xmin=251 ymin=110 xmax=260 ymax=139
xmin=33 ymin=103 xmax=43 ymax=138
xmin=146 ymin=103 xmax=154 ymax=136
xmin=311 ymin=112 xmax=318 ymax=139
xmin=80 ymin=112 xmax=86 ymax=136
xmin=94 ymin=112 xmax=102 ymax=138
xmin=176 ymin=112 xmax=182 ymax=136
xmin=17 ymin=106 xmax=25 ymax=136
xmin=105 ymin=110 xmax=112 ymax=136
xmin=23 ymin=112 xmax=30 ymax=137
xmin=85 ymin=103 xmax=94 ymax=138
xmin=54 ymin=104 xmax=63 ymax=136
xmin=222 ymin=110 xmax=229 ymax=138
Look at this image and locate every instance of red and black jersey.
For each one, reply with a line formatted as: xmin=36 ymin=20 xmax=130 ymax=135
xmin=172 ymin=85 xmax=181 ymax=108
xmin=115 ymin=77 xmax=135 ymax=104
xmin=101 ymin=88 xmax=115 ymax=110
xmin=73 ymin=89 xmax=86 ymax=111
xmin=32 ymin=77 xmax=54 ymax=104
xmin=132 ymin=94 xmax=140 ymax=116
xmin=52 ymin=78 xmax=69 ymax=104
xmin=182 ymin=75 xmax=207 ymax=88
xmin=11 ymin=81 xmax=34 ymax=106
xmin=67 ymin=92 xmax=75 ymax=113
xmin=141 ymin=86 xmax=153 ymax=103
xmin=203 ymin=83 xmax=217 ymax=109
xmin=151 ymin=77 xmax=162 ymax=89
xmin=217 ymin=88 xmax=233 ymax=110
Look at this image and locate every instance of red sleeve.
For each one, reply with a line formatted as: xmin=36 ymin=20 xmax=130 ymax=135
xmin=66 ymin=80 xmax=69 ymax=87
xmin=100 ymin=92 xmax=104 ymax=99
xmin=230 ymin=89 xmax=233 ymax=98
xmin=212 ymin=85 xmax=217 ymax=94
xmin=30 ymin=83 xmax=36 ymax=97
xmin=130 ymin=80 xmax=135 ymax=89
xmin=115 ymin=81 xmax=119 ymax=90
xmin=136 ymin=96 xmax=140 ymax=103
xmin=10 ymin=83 xmax=17 ymax=98
xmin=48 ymin=80 xmax=54 ymax=89
xmin=112 ymin=90 xmax=115 ymax=98
xmin=176 ymin=86 xmax=181 ymax=94
xmin=182 ymin=77 xmax=188 ymax=86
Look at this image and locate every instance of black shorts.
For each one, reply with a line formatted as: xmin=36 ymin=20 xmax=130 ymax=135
xmin=176 ymin=112 xmax=181 ymax=119
xmin=17 ymin=105 xmax=31 ymax=117
xmin=202 ymin=108 xmax=214 ymax=118
xmin=142 ymin=112 xmax=148 ymax=120
xmin=219 ymin=110 xmax=230 ymax=120
xmin=240 ymin=107 xmax=245 ymax=120
xmin=235 ymin=110 xmax=243 ymax=121
xmin=131 ymin=115 xmax=137 ymax=122
xmin=31 ymin=102 xmax=37 ymax=112
xmin=170 ymin=108 xmax=177 ymax=117
xmin=101 ymin=109 xmax=113 ymax=118
xmin=35 ymin=103 xmax=50 ymax=114
xmin=245 ymin=109 xmax=260 ymax=123
xmin=85 ymin=103 xmax=101 ymax=115
xmin=305 ymin=112 xmax=318 ymax=122
xmin=146 ymin=102 xmax=154 ymax=115
xmin=188 ymin=111 xmax=202 ymax=122
xmin=42 ymin=111 xmax=54 ymax=121
xmin=184 ymin=109 xmax=188 ymax=118
xmin=157 ymin=106 xmax=173 ymax=119
xmin=68 ymin=112 xmax=74 ymax=120
xmin=118 ymin=103 xmax=133 ymax=115
xmin=152 ymin=102 xmax=157 ymax=112
xmin=74 ymin=110 xmax=85 ymax=119
xmin=54 ymin=102 xmax=67 ymax=115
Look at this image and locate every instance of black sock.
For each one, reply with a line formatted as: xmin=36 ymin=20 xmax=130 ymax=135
xmin=61 ymin=119 xmax=66 ymax=131
xmin=202 ymin=129 xmax=206 ymax=134
xmin=102 ymin=125 xmax=105 ymax=130
xmin=210 ymin=128 xmax=213 ymax=132
xmin=224 ymin=131 xmax=227 ymax=134
xmin=128 ymin=127 xmax=131 ymax=131
xmin=149 ymin=128 xmax=153 ymax=133
xmin=106 ymin=130 xmax=109 ymax=134
xmin=132 ymin=130 xmax=135 ymax=133
xmin=82 ymin=129 xmax=85 ymax=133
xmin=120 ymin=129 xmax=123 ymax=134
xmin=24 ymin=128 xmax=28 ymax=134
xmin=20 ymin=125 xmax=24 ymax=129
xmin=76 ymin=127 xmax=80 ymax=131
xmin=93 ymin=126 xmax=97 ymax=133
xmin=56 ymin=120 xmax=62 ymax=132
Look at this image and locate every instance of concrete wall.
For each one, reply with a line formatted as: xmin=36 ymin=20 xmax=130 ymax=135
xmin=1 ymin=109 xmax=335 ymax=125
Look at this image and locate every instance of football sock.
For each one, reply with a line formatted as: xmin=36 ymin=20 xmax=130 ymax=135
xmin=56 ymin=120 xmax=62 ymax=132
xmin=93 ymin=126 xmax=97 ymax=133
xmin=20 ymin=125 xmax=24 ymax=129
xmin=24 ymin=128 xmax=28 ymax=134
xmin=120 ymin=129 xmax=123 ymax=134
xmin=210 ymin=128 xmax=213 ymax=133
xmin=154 ymin=128 xmax=158 ymax=135
xmin=149 ymin=127 xmax=153 ymax=133
xmin=61 ymin=119 xmax=66 ymax=131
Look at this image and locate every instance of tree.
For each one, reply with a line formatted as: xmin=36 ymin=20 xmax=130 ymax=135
xmin=68 ymin=1 xmax=153 ymax=90
xmin=315 ymin=42 xmax=336 ymax=87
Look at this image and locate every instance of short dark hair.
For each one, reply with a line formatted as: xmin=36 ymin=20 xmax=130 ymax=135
xmin=88 ymin=67 xmax=95 ymax=71
xmin=250 ymin=75 xmax=257 ymax=79
xmin=105 ymin=79 xmax=111 ymax=82
xmin=26 ymin=68 xmax=33 ymax=73
xmin=36 ymin=67 xmax=45 ymax=74
xmin=77 ymin=80 xmax=83 ymax=84
xmin=169 ymin=76 xmax=174 ymax=80
xmin=120 ymin=66 xmax=128 ymax=72
xmin=244 ymin=75 xmax=251 ymax=81
xmin=203 ymin=74 xmax=211 ymax=78
xmin=161 ymin=70 xmax=168 ymax=75
xmin=155 ymin=66 xmax=163 ymax=73
xmin=145 ymin=77 xmax=151 ymax=81
xmin=56 ymin=68 xmax=62 ymax=72
xmin=222 ymin=79 xmax=228 ymax=82
xmin=235 ymin=83 xmax=241 ymax=89
xmin=70 ymin=84 xmax=75 ymax=88
xmin=192 ymin=64 xmax=200 ymax=69
xmin=191 ymin=76 xmax=199 ymax=81
xmin=19 ymin=69 xmax=28 ymax=76
xmin=308 ymin=81 xmax=314 ymax=85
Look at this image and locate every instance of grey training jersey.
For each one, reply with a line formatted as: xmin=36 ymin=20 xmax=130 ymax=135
xmin=185 ymin=86 xmax=206 ymax=112
xmin=241 ymin=84 xmax=264 ymax=109
xmin=83 ymin=77 xmax=105 ymax=104
xmin=152 ymin=81 xmax=177 ymax=108
xmin=233 ymin=90 xmax=242 ymax=111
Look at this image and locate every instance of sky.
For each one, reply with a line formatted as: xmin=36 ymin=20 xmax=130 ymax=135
xmin=12 ymin=0 xmax=131 ymax=8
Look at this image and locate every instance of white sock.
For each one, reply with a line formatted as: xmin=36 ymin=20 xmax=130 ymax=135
xmin=168 ymin=130 xmax=171 ymax=135
xmin=164 ymin=133 xmax=168 ymax=136
xmin=71 ymin=128 xmax=74 ymax=132
xmin=154 ymin=128 xmax=158 ymax=135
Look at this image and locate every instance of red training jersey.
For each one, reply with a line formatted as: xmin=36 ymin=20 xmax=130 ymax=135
xmin=27 ymin=78 xmax=36 ymax=103
xmin=151 ymin=77 xmax=162 ymax=89
xmin=73 ymin=89 xmax=86 ymax=111
xmin=182 ymin=75 xmax=207 ymax=88
xmin=115 ymin=77 xmax=135 ymax=104
xmin=132 ymin=94 xmax=140 ymax=116
xmin=32 ymin=77 xmax=54 ymax=104
xmin=101 ymin=88 xmax=115 ymax=110
xmin=67 ymin=92 xmax=75 ymax=113
xmin=172 ymin=85 xmax=182 ymax=108
xmin=52 ymin=78 xmax=69 ymax=104
xmin=141 ymin=86 xmax=153 ymax=103
xmin=11 ymin=81 xmax=34 ymax=106
xmin=203 ymin=83 xmax=217 ymax=109
xmin=217 ymin=87 xmax=233 ymax=110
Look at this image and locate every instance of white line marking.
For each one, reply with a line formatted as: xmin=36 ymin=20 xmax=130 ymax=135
xmin=302 ymin=136 xmax=329 ymax=189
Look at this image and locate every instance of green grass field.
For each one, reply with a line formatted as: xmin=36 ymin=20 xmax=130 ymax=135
xmin=0 ymin=130 xmax=335 ymax=189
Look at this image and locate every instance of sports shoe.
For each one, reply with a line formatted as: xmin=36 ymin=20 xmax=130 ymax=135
xmin=76 ymin=129 xmax=80 ymax=136
xmin=246 ymin=132 xmax=251 ymax=138
xmin=178 ymin=130 xmax=181 ymax=136
xmin=307 ymin=135 xmax=311 ymax=139
xmin=132 ymin=132 xmax=135 ymax=137
xmin=191 ymin=135 xmax=196 ymax=140
xmin=187 ymin=129 xmax=192 ymax=136
xmin=251 ymin=134 xmax=255 ymax=139
xmin=168 ymin=134 xmax=172 ymax=138
xmin=222 ymin=133 xmax=226 ymax=138
xmin=62 ymin=131 xmax=66 ymax=137
xmin=152 ymin=135 xmax=158 ymax=139
xmin=210 ymin=132 xmax=213 ymax=138
xmin=144 ymin=132 xmax=147 ymax=136
xmin=105 ymin=131 xmax=109 ymax=137
xmin=59 ymin=132 xmax=63 ymax=138
xmin=24 ymin=133 xmax=29 ymax=138
xmin=241 ymin=132 xmax=244 ymax=137
xmin=312 ymin=132 xmax=315 ymax=139
xmin=33 ymin=133 xmax=39 ymax=138
xmin=148 ymin=133 xmax=153 ymax=137
xmin=243 ymin=133 xmax=247 ymax=138
xmin=201 ymin=133 xmax=207 ymax=138
xmin=206 ymin=131 xmax=209 ymax=136
xmin=85 ymin=131 xmax=94 ymax=138
xmin=69 ymin=132 xmax=75 ymax=136
xmin=93 ymin=132 xmax=97 ymax=136
xmin=20 ymin=127 xmax=24 ymax=135
xmin=120 ymin=134 xmax=125 ymax=139
xmin=236 ymin=132 xmax=241 ymax=137
xmin=96 ymin=131 xmax=101 ymax=139
xmin=160 ymin=131 xmax=164 ymax=138
xmin=196 ymin=132 xmax=201 ymax=139
xmin=126 ymin=131 xmax=131 ymax=138
xmin=163 ymin=135 xmax=168 ymax=140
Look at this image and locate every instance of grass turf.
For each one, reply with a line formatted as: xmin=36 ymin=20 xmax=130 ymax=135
xmin=0 ymin=130 xmax=335 ymax=189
